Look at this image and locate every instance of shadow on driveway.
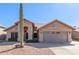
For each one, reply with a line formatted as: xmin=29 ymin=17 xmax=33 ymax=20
xmin=0 ymin=41 xmax=18 ymax=46
xmin=25 ymin=42 xmax=75 ymax=48
xmin=0 ymin=41 xmax=75 ymax=48
xmin=0 ymin=47 xmax=16 ymax=54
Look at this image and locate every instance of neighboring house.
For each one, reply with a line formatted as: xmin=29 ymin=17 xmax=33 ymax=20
xmin=4 ymin=19 xmax=75 ymax=43
xmin=0 ymin=25 xmax=6 ymax=40
xmin=72 ymin=28 xmax=79 ymax=39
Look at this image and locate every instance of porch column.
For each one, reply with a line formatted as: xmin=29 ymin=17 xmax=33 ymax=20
xmin=6 ymin=34 xmax=9 ymax=41
xmin=17 ymin=24 xmax=20 ymax=42
xmin=67 ymin=31 xmax=72 ymax=43
xmin=28 ymin=27 xmax=33 ymax=40
xmin=39 ymin=31 xmax=43 ymax=42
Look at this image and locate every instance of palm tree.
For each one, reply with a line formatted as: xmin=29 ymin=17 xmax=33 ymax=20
xmin=19 ymin=3 xmax=24 ymax=47
xmin=15 ymin=3 xmax=24 ymax=48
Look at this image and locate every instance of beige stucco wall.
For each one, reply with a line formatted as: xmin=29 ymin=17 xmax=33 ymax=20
xmin=68 ymin=32 xmax=72 ymax=43
xmin=39 ymin=21 xmax=73 ymax=42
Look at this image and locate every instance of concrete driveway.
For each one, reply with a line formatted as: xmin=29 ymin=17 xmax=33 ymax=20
xmin=49 ymin=41 xmax=79 ymax=55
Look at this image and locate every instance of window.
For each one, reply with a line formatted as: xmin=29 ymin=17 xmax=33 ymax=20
xmin=11 ymin=32 xmax=15 ymax=39
xmin=11 ymin=32 xmax=18 ymax=41
xmin=56 ymin=32 xmax=60 ymax=34
xmin=15 ymin=32 xmax=18 ymax=38
xmin=52 ymin=32 xmax=55 ymax=34
xmin=34 ymin=33 xmax=37 ymax=38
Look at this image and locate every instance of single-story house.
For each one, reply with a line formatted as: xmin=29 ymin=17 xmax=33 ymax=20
xmin=4 ymin=18 xmax=75 ymax=43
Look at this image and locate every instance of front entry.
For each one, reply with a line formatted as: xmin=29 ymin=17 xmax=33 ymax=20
xmin=24 ymin=26 xmax=28 ymax=42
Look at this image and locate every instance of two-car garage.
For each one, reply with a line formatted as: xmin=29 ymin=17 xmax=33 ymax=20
xmin=43 ymin=31 xmax=68 ymax=43
xmin=38 ymin=20 xmax=74 ymax=43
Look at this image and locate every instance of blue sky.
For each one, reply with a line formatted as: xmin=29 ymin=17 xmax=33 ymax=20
xmin=0 ymin=3 xmax=79 ymax=27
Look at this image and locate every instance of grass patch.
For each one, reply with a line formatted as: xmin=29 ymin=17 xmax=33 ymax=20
xmin=8 ymin=38 xmax=17 ymax=42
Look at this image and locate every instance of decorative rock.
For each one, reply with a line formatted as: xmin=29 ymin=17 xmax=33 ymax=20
xmin=15 ymin=45 xmax=24 ymax=48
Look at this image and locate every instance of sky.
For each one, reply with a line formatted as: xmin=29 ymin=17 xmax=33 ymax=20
xmin=0 ymin=3 xmax=79 ymax=27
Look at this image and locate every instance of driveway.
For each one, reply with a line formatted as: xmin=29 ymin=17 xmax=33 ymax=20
xmin=0 ymin=41 xmax=79 ymax=55
xmin=49 ymin=41 xmax=79 ymax=55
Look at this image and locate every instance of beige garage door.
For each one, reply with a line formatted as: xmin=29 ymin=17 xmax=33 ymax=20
xmin=43 ymin=31 xmax=67 ymax=43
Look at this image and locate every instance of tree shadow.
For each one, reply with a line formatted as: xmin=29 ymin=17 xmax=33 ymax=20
xmin=25 ymin=42 xmax=75 ymax=48
xmin=0 ymin=47 xmax=17 ymax=54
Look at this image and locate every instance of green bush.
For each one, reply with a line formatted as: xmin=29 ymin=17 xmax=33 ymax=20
xmin=26 ymin=39 xmax=38 ymax=43
xmin=8 ymin=38 xmax=17 ymax=41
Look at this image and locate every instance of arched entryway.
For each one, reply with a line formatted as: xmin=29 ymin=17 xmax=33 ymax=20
xmin=24 ymin=26 xmax=28 ymax=42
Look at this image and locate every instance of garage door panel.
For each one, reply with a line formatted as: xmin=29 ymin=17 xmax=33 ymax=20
xmin=43 ymin=31 xmax=67 ymax=43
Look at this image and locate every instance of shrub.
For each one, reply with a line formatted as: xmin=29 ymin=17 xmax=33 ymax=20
xmin=26 ymin=39 xmax=38 ymax=43
xmin=8 ymin=38 xmax=17 ymax=41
